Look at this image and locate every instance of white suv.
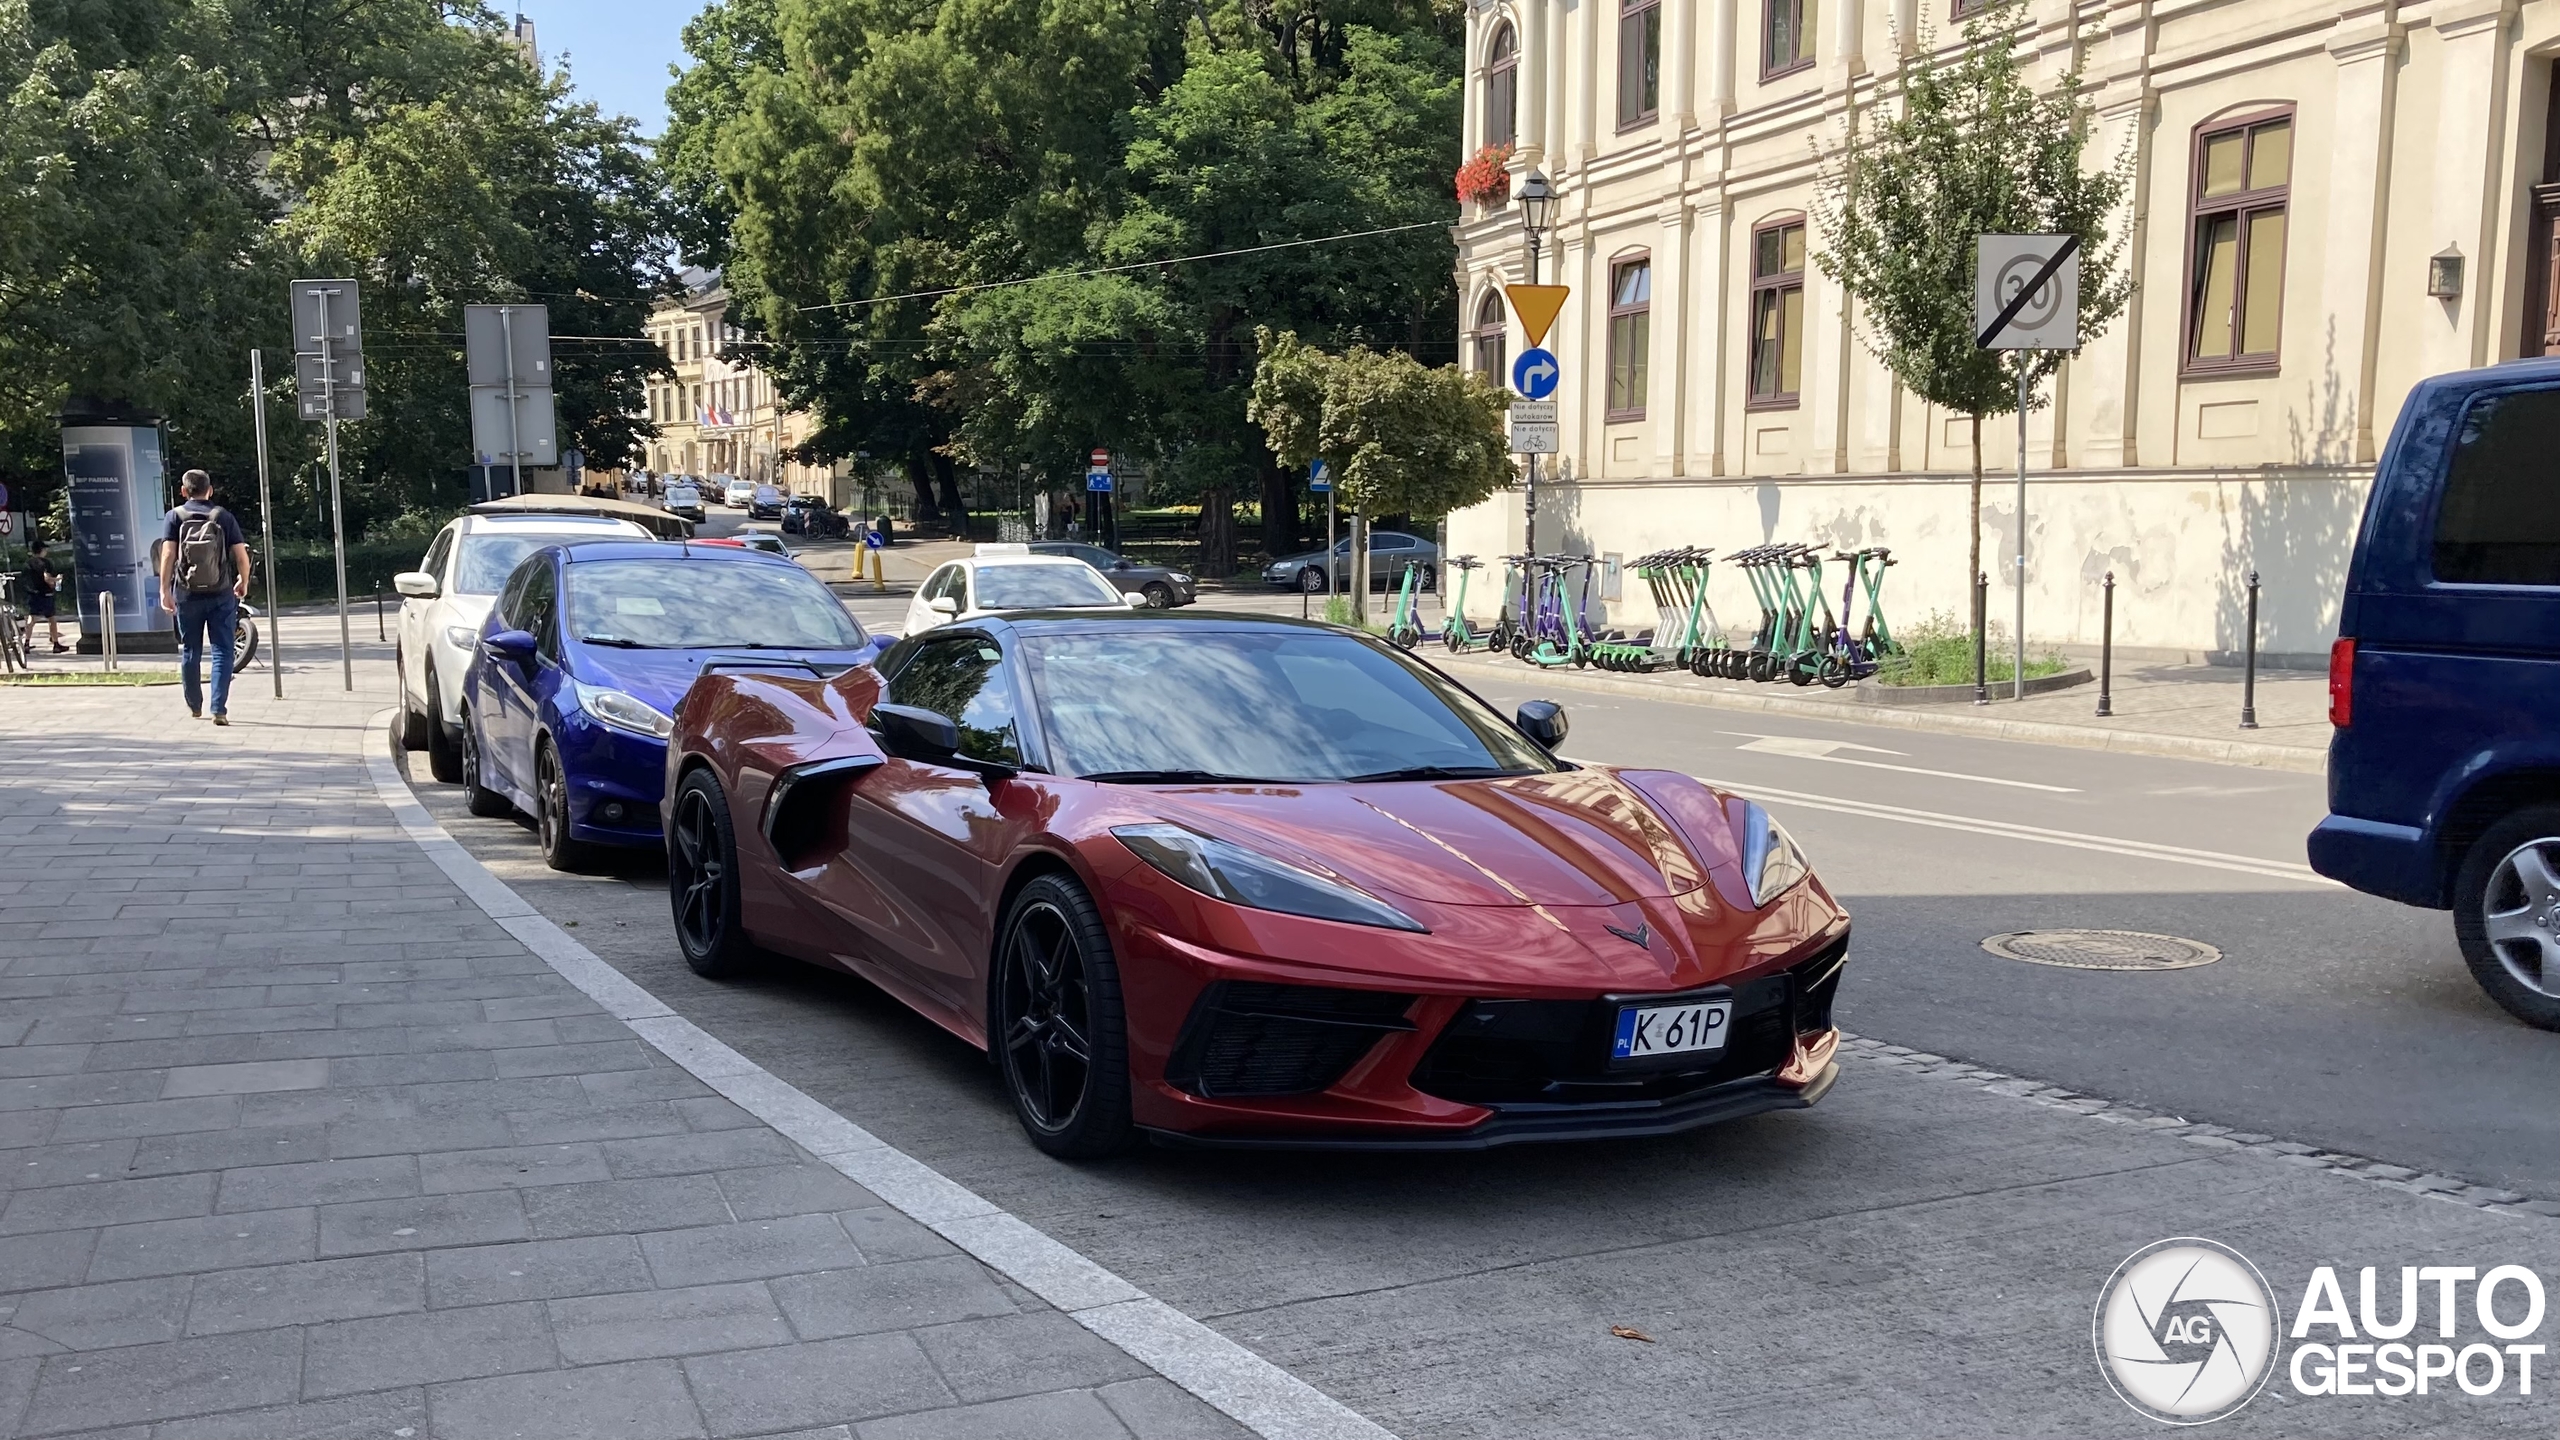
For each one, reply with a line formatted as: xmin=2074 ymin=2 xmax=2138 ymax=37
xmin=393 ymin=512 xmax=653 ymax=781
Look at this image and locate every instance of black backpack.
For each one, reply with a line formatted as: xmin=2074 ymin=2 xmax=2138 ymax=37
xmin=175 ymin=507 xmax=231 ymax=594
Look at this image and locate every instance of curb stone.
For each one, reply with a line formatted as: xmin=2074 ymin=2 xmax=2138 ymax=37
xmin=1427 ymin=652 xmax=2328 ymax=775
xmin=1833 ymin=1034 xmax=2556 ymax=1220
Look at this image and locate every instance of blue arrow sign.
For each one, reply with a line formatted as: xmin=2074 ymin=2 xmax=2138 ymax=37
xmin=1309 ymin=459 xmax=1330 ymax=493
xmin=1512 ymin=347 xmax=1559 ymax=400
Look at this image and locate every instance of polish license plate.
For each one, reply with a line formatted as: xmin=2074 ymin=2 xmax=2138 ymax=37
xmin=1613 ymin=1000 xmax=1732 ymax=1060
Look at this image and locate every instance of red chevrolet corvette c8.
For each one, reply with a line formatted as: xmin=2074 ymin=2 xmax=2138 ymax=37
xmin=662 ymin=611 xmax=1847 ymax=1157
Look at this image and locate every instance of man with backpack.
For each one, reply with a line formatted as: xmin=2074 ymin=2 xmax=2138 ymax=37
xmin=158 ymin=469 xmax=251 ymax=724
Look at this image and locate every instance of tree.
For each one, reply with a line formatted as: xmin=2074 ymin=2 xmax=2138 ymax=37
xmin=1248 ymin=327 xmax=1511 ymax=604
xmin=1813 ymin=0 xmax=2129 ymax=628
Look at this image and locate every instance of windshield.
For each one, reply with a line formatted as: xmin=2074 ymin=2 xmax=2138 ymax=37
xmin=974 ymin=564 xmax=1123 ymax=610
xmin=564 ymin=559 xmax=868 ymax=649
xmin=1020 ymin=629 xmax=1556 ymax=782
xmin=456 ymin=530 xmax=630 ymax=595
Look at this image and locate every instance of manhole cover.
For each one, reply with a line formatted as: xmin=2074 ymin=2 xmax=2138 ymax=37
xmin=1981 ymin=929 xmax=2222 ymax=971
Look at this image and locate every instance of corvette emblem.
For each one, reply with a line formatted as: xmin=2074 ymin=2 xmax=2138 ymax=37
xmin=1603 ymin=920 xmax=1651 ymax=950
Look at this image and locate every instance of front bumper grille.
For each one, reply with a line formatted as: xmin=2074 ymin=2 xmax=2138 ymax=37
xmin=1165 ymin=982 xmax=1418 ymax=1098
xmin=1410 ymin=940 xmax=1846 ymax=1108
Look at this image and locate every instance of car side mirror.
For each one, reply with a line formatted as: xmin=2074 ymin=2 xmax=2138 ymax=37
xmin=1123 ymin=592 xmax=1147 ymax=608
xmin=483 ymin=629 xmax=537 ymax=662
xmin=928 ymin=596 xmax=959 ymax=616
xmin=1515 ymin=699 xmax=1568 ymax=749
xmin=393 ymin=571 xmax=440 ymax=599
xmin=1113 ymin=559 xmax=1132 ymax=569
xmin=872 ymin=702 xmax=959 ymax=762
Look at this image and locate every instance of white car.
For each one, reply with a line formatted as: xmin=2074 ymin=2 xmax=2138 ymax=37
xmin=900 ymin=543 xmax=1142 ymax=635
xmin=723 ymin=478 xmax=756 ymax=507
xmin=392 ymin=512 xmax=654 ymax=782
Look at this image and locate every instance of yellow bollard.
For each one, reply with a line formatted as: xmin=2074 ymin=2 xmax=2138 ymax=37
xmin=868 ymin=545 xmax=887 ymax=592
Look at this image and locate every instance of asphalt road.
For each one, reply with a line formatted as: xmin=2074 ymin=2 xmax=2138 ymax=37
xmin=377 ymin=560 xmax=2560 ymax=1439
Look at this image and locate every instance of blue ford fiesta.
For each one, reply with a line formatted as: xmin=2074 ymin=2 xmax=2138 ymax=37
xmin=460 ymin=541 xmax=881 ymax=869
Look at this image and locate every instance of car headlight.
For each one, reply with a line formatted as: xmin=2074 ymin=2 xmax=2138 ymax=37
xmin=1737 ymin=801 xmax=1810 ymax=908
xmin=569 ymin=679 xmax=674 ymax=739
xmin=1171 ymin=573 xmax=1192 ymax=584
xmin=1113 ymin=824 xmax=1426 ymax=932
xmin=444 ymin=625 xmax=479 ymax=650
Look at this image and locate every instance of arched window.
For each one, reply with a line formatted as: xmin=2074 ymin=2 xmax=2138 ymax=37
xmin=1607 ymin=253 xmax=1651 ymax=420
xmin=1474 ymin=291 xmax=1509 ymax=381
xmin=2186 ymin=106 xmax=2292 ymax=372
xmin=1486 ymin=23 xmax=1518 ymax=148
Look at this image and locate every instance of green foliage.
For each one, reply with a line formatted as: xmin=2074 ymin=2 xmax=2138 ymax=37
xmin=0 ymin=0 xmax=673 ymax=534
xmin=1812 ymin=0 xmax=2131 ymax=419
xmin=1247 ymin=328 xmax=1510 ymax=518
xmin=1872 ymin=610 xmax=2068 ymax=686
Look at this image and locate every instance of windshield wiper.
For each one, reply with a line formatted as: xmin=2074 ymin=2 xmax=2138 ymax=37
xmin=1340 ymin=765 xmax=1517 ymax=783
xmin=1078 ymin=769 xmax=1281 ymax=786
xmin=578 ymin=635 xmax=659 ymax=648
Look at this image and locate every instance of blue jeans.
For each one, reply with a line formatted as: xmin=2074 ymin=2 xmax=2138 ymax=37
xmin=176 ymin=592 xmax=238 ymax=717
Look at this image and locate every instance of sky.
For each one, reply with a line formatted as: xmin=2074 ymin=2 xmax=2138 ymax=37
xmin=517 ymin=0 xmax=701 ymax=138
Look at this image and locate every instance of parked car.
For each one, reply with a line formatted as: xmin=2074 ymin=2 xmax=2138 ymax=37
xmin=460 ymin=541 xmax=880 ymax=870
xmin=663 ymin=481 xmax=704 ymax=522
xmin=2311 ymin=360 xmax=2560 ymax=1030
xmin=748 ymin=484 xmax=786 ymax=520
xmin=660 ymin=609 xmax=1847 ymax=1156
xmin=901 ymin=544 xmax=1139 ymax=635
xmin=393 ymin=511 xmax=656 ymax=784
xmin=696 ymin=529 xmax=792 ymax=558
xmin=722 ymin=477 xmax=756 ymax=508
xmin=781 ymin=496 xmax=850 ymax=538
xmin=1029 ymin=542 xmax=1195 ymax=608
xmin=1261 ymin=531 xmax=1440 ymax=592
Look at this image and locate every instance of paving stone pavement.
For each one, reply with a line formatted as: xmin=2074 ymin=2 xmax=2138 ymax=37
xmin=0 ymin=669 xmax=1250 ymax=1439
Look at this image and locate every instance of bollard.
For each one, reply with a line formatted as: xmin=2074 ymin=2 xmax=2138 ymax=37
xmin=375 ymin=587 xmax=386 ymax=641
xmin=100 ymin=592 xmax=116 ymax=671
xmin=2240 ymin=569 xmax=2261 ymax=730
xmin=1972 ymin=572 xmax=1990 ymax=706
xmin=2096 ymin=571 xmax=2115 ymax=718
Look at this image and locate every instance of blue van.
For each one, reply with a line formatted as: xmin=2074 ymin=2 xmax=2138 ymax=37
xmin=2309 ymin=358 xmax=2560 ymax=1029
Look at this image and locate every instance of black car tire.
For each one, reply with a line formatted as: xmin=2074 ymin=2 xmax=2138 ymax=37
xmin=535 ymin=740 xmax=598 ymax=873
xmin=668 ymin=768 xmax=762 ymax=980
xmin=2454 ymin=804 xmax=2560 ymax=1031
xmin=1298 ymin=567 xmax=1325 ymax=594
xmin=426 ymin=670 xmax=465 ymax=783
xmin=992 ymin=873 xmax=1135 ymax=1160
xmin=1141 ymin=582 xmax=1174 ymax=609
xmin=458 ymin=703 xmax=514 ymax=817
xmin=397 ymin=648 xmax=429 ymax=751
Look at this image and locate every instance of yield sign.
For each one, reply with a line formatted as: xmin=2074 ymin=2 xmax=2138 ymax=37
xmin=1504 ymin=284 xmax=1570 ymax=348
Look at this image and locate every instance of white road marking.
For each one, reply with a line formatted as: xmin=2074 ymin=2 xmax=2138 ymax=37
xmin=363 ymin=713 xmax=1395 ymax=1440
xmin=1726 ymin=734 xmax=2079 ymax=793
xmin=1701 ymin=777 xmax=2336 ymax=886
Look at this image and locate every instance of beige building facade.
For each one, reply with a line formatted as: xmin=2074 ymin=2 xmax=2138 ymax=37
xmin=641 ymin=275 xmax=837 ymax=498
xmin=1448 ymin=0 xmax=2560 ymax=654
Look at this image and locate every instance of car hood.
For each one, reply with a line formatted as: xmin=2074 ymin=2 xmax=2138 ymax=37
xmin=572 ymin=643 xmax=880 ymax=720
xmin=1150 ymin=770 xmax=1715 ymax=908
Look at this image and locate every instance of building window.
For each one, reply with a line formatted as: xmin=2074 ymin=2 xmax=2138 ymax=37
xmin=1749 ymin=217 xmax=1806 ymax=407
xmin=1607 ymin=257 xmax=1651 ymax=419
xmin=1764 ymin=0 xmax=1816 ymax=78
xmin=2187 ymin=109 xmax=2291 ymax=371
xmin=1617 ymin=0 xmax=1660 ymax=129
xmin=1486 ymin=23 xmax=1518 ymax=148
xmin=1474 ymin=291 xmax=1509 ymax=380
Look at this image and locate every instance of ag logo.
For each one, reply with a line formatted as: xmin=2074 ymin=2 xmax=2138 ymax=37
xmin=2094 ymin=1238 xmax=2281 ymax=1425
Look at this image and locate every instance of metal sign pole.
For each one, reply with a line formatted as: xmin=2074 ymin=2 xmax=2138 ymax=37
xmin=318 ymin=292 xmax=353 ymax=692
xmin=502 ymin=307 xmax=524 ymax=499
xmin=1325 ymin=484 xmax=1336 ymax=601
xmin=249 ymin=349 xmax=283 ymax=698
xmin=2015 ymin=363 xmax=2028 ymax=702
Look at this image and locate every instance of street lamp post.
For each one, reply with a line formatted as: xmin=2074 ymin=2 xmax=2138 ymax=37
xmin=1515 ymin=171 xmax=1555 ymax=558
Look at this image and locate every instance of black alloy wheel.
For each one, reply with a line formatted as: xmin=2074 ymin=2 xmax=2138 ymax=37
xmin=535 ymin=742 xmax=596 ymax=872
xmin=667 ymin=769 xmax=760 ymax=979
xmin=426 ymin=670 xmax=464 ymax=782
xmin=993 ymin=875 xmax=1133 ymax=1159
xmin=1142 ymin=582 xmax=1174 ymax=609
xmin=458 ymin=705 xmax=513 ymax=817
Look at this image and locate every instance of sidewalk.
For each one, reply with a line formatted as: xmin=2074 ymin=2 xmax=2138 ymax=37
xmin=0 ymin=669 xmax=1250 ymax=1437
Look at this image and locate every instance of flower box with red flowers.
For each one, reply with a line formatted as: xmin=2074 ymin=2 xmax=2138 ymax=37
xmin=1455 ymin=144 xmax=1513 ymax=208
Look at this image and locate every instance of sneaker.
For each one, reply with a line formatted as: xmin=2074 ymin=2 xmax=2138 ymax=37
xmin=191 ymin=710 xmax=205 ymax=720
xmin=48 ymin=643 xmax=68 ymax=654
xmin=212 ymin=715 xmax=230 ymax=727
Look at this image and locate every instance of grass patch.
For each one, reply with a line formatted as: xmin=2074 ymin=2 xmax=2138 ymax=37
xmin=0 ymin=669 xmax=182 ymax=686
xmin=1873 ymin=611 xmax=2070 ymax=687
